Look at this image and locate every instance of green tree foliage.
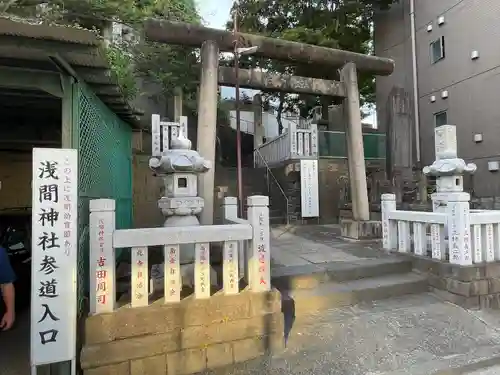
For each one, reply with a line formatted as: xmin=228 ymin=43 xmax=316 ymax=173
xmin=227 ymin=0 xmax=397 ymax=122
xmin=4 ymin=0 xmax=201 ymax=103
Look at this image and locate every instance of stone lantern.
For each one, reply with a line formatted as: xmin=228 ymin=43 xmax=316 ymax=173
xmin=423 ymin=125 xmax=477 ymax=215
xmin=422 ymin=125 xmax=477 ymax=265
xmin=149 ymin=133 xmax=215 ymax=287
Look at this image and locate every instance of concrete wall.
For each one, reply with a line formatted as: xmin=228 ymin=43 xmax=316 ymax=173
xmin=375 ymin=0 xmax=500 ymax=196
xmin=0 ymin=152 xmax=32 ymax=210
xmin=214 ymin=160 xmax=352 ymax=224
xmin=374 ymin=0 xmax=414 ymax=134
xmin=132 ymin=159 xmax=356 ymax=227
xmin=132 ymin=161 xmax=268 ymax=227
xmin=132 ymin=154 xmax=164 ymax=228
xmin=131 ymin=77 xmax=168 ymax=129
xmin=81 ymin=290 xmax=284 ymax=375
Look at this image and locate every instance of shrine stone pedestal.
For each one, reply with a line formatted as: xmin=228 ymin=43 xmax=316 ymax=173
xmin=340 ymin=219 xmax=382 ymax=241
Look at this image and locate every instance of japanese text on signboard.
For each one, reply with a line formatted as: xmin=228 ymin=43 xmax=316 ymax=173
xmin=31 ymin=148 xmax=78 ymax=366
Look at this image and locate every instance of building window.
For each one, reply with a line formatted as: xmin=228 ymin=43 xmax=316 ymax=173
xmin=434 ymin=111 xmax=448 ymax=127
xmin=430 ymin=36 xmax=445 ymax=64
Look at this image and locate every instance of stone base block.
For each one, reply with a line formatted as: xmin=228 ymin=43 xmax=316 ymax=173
xmin=81 ymin=289 xmax=284 ymax=375
xmin=340 ymin=219 xmax=382 ymax=240
xmin=410 ymin=255 xmax=500 ymax=309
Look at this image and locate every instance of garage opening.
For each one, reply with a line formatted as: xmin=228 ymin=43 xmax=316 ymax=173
xmin=0 ymin=86 xmax=61 ymax=372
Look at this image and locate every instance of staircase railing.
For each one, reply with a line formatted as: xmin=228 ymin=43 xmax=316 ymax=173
xmin=254 ymin=148 xmax=289 ymax=225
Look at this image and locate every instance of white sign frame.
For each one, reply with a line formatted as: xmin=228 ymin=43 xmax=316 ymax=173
xmin=300 ymin=159 xmax=319 ymax=218
xmin=30 ymin=148 xmax=78 ymax=372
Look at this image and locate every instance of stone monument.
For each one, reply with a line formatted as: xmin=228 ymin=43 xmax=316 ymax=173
xmin=149 ymin=129 xmax=217 ymax=289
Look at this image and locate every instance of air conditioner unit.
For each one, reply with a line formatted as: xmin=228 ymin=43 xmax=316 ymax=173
xmin=488 ymin=161 xmax=499 ymax=172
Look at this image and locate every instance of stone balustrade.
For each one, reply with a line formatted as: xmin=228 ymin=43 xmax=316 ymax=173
xmin=382 ymin=195 xmax=449 ymax=261
xmin=381 ymin=125 xmax=500 ymax=310
xmin=254 ymin=121 xmax=318 ymax=167
xmin=88 ymin=195 xmax=271 ymax=315
xmin=151 ymin=114 xmax=188 ymax=155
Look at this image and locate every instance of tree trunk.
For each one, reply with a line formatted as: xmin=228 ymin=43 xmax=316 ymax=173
xmin=144 ymin=20 xmax=395 ymax=76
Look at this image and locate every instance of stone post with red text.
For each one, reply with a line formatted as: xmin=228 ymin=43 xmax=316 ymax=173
xmin=89 ymin=199 xmax=116 ymax=314
xmin=247 ymin=195 xmax=271 ymax=292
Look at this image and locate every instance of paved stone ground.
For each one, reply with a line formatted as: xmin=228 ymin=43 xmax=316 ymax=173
xmin=270 ymin=224 xmax=387 ymax=267
xmin=467 ymin=365 xmax=500 ymax=374
xmin=201 ymin=293 xmax=500 ymax=375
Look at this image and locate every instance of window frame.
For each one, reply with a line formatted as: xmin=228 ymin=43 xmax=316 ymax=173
xmin=434 ymin=110 xmax=448 ymax=127
xmin=430 ymin=36 xmax=445 ymax=64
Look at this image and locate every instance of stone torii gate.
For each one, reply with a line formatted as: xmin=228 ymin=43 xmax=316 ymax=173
xmin=144 ymin=20 xmax=394 ymax=227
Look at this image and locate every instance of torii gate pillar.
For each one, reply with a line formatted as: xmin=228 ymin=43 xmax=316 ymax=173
xmin=197 ymin=40 xmax=219 ymax=225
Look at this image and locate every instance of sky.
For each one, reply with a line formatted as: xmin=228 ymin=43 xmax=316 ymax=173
xmin=197 ymin=0 xmax=233 ymax=29
xmin=196 ymin=0 xmax=253 ymax=99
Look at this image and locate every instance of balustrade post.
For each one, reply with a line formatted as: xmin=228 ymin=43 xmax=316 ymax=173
xmin=164 ymin=245 xmax=181 ymax=303
xmin=310 ymin=123 xmax=318 ymax=157
xmin=472 ymin=224 xmax=483 ymax=263
xmin=195 ymin=243 xmax=211 ymax=299
xmin=297 ymin=130 xmax=304 ymax=156
xmin=180 ymin=115 xmax=188 ymax=138
xmin=247 ymin=195 xmax=271 ymax=291
xmin=89 ymin=199 xmax=116 ymax=315
xmin=223 ymin=196 xmax=238 ymax=220
xmin=223 ymin=241 xmax=239 ymax=295
xmin=304 ymin=130 xmax=311 ymax=156
xmin=447 ymin=192 xmax=473 ymax=266
xmin=224 ymin=196 xmax=247 ymax=283
xmin=131 ymin=247 xmax=148 ymax=308
xmin=289 ymin=121 xmax=297 ymax=159
xmin=431 ymin=224 xmax=445 ymax=260
xmin=381 ymin=193 xmax=397 ymax=250
xmin=151 ymin=114 xmax=161 ymax=157
xmin=162 ymin=123 xmax=170 ymax=152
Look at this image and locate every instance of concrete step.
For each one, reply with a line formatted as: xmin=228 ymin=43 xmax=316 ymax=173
xmin=272 ymin=257 xmax=413 ymax=291
xmin=270 ymin=216 xmax=287 ymax=225
xmin=282 ymin=272 xmax=428 ymax=316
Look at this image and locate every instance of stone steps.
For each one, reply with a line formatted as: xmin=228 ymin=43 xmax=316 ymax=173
xmin=269 ymin=208 xmax=287 ymax=225
xmin=272 ymin=257 xmax=413 ymax=290
xmin=270 ymin=248 xmax=427 ymax=317
xmin=281 ymin=272 xmax=428 ymax=316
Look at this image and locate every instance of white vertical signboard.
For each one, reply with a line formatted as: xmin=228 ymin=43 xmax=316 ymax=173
xmin=300 ymin=159 xmax=319 ymax=218
xmin=31 ymin=148 xmax=78 ymax=372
